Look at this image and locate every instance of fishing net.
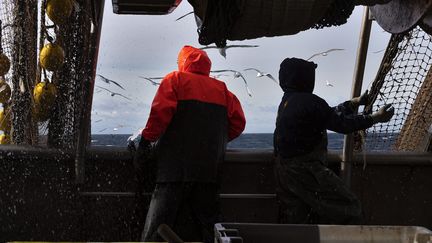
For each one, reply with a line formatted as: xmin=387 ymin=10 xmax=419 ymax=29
xmin=196 ymin=0 xmax=240 ymax=47
xmin=363 ymin=27 xmax=432 ymax=152
xmin=0 ymin=1 xmax=14 ymax=82
xmin=0 ymin=1 xmax=96 ymax=147
xmin=312 ymin=0 xmax=355 ymax=29
xmin=195 ymin=0 xmax=354 ymax=48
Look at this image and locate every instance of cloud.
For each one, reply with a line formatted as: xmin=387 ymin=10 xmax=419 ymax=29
xmin=257 ymin=105 xmax=278 ymax=113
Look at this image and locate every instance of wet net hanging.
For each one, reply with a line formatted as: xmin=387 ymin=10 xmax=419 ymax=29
xmin=0 ymin=1 xmax=14 ymax=84
xmin=364 ymin=26 xmax=432 ymax=152
xmin=0 ymin=1 xmax=95 ymax=147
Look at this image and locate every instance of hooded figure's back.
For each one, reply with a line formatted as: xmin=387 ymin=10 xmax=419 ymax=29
xmin=274 ymin=58 xmax=331 ymax=158
xmin=143 ymin=46 xmax=245 ymax=183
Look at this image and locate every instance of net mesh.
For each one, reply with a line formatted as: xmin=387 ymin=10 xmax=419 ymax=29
xmin=312 ymin=0 xmax=355 ymax=30
xmin=0 ymin=1 xmax=95 ymax=147
xmin=364 ymin=27 xmax=432 ymax=152
xmin=0 ymin=1 xmax=14 ymax=82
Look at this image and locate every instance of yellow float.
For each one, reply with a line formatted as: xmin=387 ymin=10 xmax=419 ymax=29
xmin=0 ymin=108 xmax=11 ymax=132
xmin=0 ymin=133 xmax=10 ymax=144
xmin=40 ymin=43 xmax=65 ymax=71
xmin=33 ymin=81 xmax=57 ymax=121
xmin=46 ymin=0 xmax=73 ymax=25
xmin=0 ymin=80 xmax=11 ymax=103
xmin=0 ymin=53 xmax=10 ymax=76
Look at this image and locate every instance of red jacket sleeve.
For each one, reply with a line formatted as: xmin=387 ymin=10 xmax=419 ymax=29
xmin=142 ymin=73 xmax=178 ymax=141
xmin=227 ymin=91 xmax=246 ymax=141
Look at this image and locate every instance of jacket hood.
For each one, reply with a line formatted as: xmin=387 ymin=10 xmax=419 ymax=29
xmin=178 ymin=45 xmax=211 ymax=75
xmin=279 ymin=57 xmax=317 ymax=93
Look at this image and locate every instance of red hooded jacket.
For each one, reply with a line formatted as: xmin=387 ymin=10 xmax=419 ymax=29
xmin=142 ymin=45 xmax=246 ymax=182
xmin=143 ymin=45 xmax=245 ymax=142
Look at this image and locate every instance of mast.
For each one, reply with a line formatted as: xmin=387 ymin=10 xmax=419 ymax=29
xmin=342 ymin=7 xmax=372 ymax=186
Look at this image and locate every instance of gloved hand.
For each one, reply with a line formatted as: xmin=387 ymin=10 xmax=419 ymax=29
xmin=127 ymin=139 xmax=136 ymax=154
xmin=351 ymin=90 xmax=369 ymax=108
xmin=371 ymin=104 xmax=394 ymax=123
xmin=133 ymin=137 xmax=157 ymax=191
xmin=127 ymin=129 xmax=143 ymax=156
xmin=133 ymin=138 xmax=151 ymax=169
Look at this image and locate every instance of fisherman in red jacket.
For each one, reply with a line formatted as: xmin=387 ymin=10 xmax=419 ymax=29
xmin=136 ymin=45 xmax=245 ymax=243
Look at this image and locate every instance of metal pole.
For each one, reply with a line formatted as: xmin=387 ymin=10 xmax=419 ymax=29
xmin=342 ymin=7 xmax=372 ymax=186
xmin=75 ymin=0 xmax=105 ymax=184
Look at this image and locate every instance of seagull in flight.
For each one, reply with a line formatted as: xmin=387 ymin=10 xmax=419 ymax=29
xmin=98 ymin=128 xmax=107 ymax=133
xmin=244 ymin=68 xmax=278 ymax=84
xmin=176 ymin=11 xmax=194 ymax=21
xmin=138 ymin=76 xmax=161 ymax=86
xmin=211 ymin=73 xmax=229 ymax=79
xmin=372 ymin=49 xmax=385 ymax=54
xmin=211 ymin=69 xmax=252 ymax=97
xmin=200 ymin=44 xmax=259 ymax=59
xmin=325 ymin=80 xmax=334 ymax=87
xmin=96 ymin=74 xmax=125 ymax=90
xmin=96 ymin=85 xmax=131 ymax=100
xmin=307 ymin=48 xmax=345 ymax=61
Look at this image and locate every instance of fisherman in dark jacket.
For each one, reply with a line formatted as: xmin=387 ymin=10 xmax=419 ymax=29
xmin=136 ymin=45 xmax=246 ymax=243
xmin=274 ymin=57 xmax=394 ymax=224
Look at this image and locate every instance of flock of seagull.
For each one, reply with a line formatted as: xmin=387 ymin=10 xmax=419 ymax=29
xmin=95 ymin=5 xmax=344 ymax=99
xmin=94 ymin=31 xmax=341 ymax=132
xmin=136 ymin=47 xmax=342 ymax=97
xmin=92 ymin=10 xmax=375 ymax=132
xmin=95 ymin=46 xmax=343 ymax=100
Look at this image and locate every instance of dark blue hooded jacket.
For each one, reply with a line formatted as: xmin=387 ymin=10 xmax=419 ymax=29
xmin=274 ymin=58 xmax=374 ymax=159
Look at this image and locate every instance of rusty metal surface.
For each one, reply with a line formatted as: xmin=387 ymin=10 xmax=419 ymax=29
xmin=370 ymin=0 xmax=432 ymax=33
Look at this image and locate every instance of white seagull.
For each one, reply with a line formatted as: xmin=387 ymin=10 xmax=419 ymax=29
xmin=372 ymin=49 xmax=385 ymax=54
xmin=98 ymin=128 xmax=107 ymax=133
xmin=176 ymin=11 xmax=194 ymax=21
xmin=96 ymin=74 xmax=126 ymax=90
xmin=200 ymin=44 xmax=259 ymax=59
xmin=307 ymin=48 xmax=345 ymax=61
xmin=138 ymin=76 xmax=161 ymax=86
xmin=211 ymin=69 xmax=252 ymax=97
xmin=325 ymin=80 xmax=334 ymax=87
xmin=244 ymin=68 xmax=278 ymax=84
xmin=96 ymin=85 xmax=131 ymax=100
xmin=211 ymin=73 xmax=229 ymax=79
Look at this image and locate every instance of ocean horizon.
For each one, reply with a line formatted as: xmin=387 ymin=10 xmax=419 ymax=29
xmin=91 ymin=133 xmax=346 ymax=150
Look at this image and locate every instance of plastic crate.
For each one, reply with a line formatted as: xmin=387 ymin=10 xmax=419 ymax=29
xmin=215 ymin=223 xmax=432 ymax=243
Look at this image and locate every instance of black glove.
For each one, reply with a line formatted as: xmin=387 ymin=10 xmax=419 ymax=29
xmin=133 ymin=138 xmax=151 ymax=170
xmin=127 ymin=139 xmax=137 ymax=154
xmin=371 ymin=104 xmax=394 ymax=123
xmin=351 ymin=90 xmax=369 ymax=108
xmin=133 ymin=138 xmax=157 ymax=191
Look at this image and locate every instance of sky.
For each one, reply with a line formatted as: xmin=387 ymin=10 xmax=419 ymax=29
xmin=92 ymin=2 xmax=390 ymax=134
